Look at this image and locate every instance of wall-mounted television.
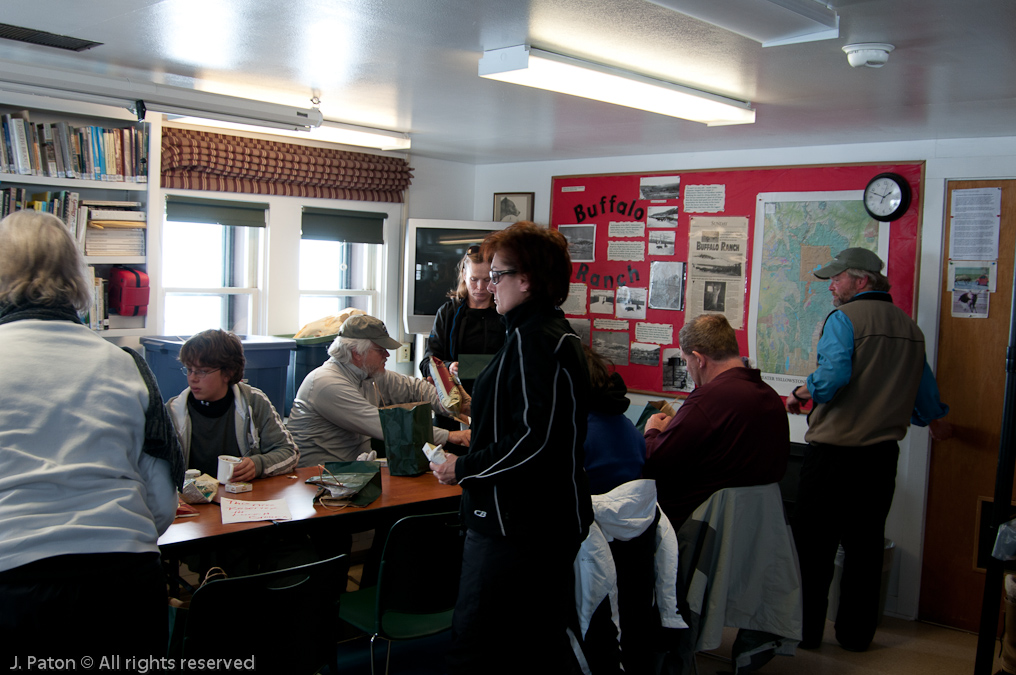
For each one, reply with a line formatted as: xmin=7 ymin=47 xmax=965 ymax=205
xmin=403 ymin=218 xmax=508 ymax=335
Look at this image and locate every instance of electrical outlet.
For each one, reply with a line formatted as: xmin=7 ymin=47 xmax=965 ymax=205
xmin=396 ymin=342 xmax=412 ymax=363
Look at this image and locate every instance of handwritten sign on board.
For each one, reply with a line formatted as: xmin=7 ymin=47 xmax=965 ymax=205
xmin=221 ymin=497 xmax=293 ymax=524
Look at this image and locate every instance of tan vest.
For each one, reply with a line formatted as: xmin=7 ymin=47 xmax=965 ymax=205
xmin=805 ymin=295 xmax=926 ymax=447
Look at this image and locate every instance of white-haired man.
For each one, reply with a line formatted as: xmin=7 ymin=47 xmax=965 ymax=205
xmin=288 ymin=315 xmax=470 ymax=466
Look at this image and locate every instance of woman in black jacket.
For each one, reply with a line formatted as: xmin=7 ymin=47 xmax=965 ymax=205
xmin=432 ymin=222 xmax=592 ymax=675
xmin=419 ymin=244 xmax=504 ymax=394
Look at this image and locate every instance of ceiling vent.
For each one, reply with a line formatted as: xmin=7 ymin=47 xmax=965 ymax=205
xmin=0 ymin=24 xmax=102 ymax=52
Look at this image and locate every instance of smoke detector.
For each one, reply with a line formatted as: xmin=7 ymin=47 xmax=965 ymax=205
xmin=842 ymin=43 xmax=894 ymax=68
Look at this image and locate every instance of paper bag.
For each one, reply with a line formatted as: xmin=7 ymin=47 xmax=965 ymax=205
xmin=309 ymin=461 xmax=383 ymax=507
xmin=378 ymin=402 xmax=435 ymax=476
xmin=635 ymin=399 xmax=677 ymax=433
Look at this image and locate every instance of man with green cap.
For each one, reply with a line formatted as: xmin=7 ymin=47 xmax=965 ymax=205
xmin=785 ymin=247 xmax=950 ymax=653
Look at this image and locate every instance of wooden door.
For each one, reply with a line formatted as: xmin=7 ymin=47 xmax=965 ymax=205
xmin=920 ymin=180 xmax=1016 ymax=630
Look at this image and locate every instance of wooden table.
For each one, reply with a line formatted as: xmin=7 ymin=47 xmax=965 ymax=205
xmin=159 ymin=465 xmax=462 ymax=557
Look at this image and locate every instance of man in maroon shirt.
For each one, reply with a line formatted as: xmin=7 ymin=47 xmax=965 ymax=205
xmin=644 ymin=314 xmax=790 ymax=528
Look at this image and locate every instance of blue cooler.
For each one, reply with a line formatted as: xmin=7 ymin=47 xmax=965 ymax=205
xmin=275 ymin=333 xmax=335 ymax=417
xmin=141 ymin=335 xmax=296 ymax=413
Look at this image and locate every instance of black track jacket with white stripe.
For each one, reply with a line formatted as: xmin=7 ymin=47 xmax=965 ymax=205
xmin=455 ymin=299 xmax=593 ymax=543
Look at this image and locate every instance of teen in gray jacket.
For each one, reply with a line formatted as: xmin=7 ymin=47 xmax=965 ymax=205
xmin=167 ymin=330 xmax=298 ymax=480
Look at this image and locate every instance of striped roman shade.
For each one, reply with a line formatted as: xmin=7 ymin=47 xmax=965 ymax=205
xmin=161 ymin=127 xmax=413 ymax=203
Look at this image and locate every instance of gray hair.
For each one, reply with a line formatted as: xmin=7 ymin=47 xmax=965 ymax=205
xmin=845 ymin=268 xmax=891 ymax=292
xmin=0 ymin=211 xmax=92 ymax=312
xmin=327 ymin=336 xmax=375 ymax=363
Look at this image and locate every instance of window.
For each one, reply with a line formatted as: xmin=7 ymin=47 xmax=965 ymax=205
xmin=161 ymin=196 xmax=268 ymax=335
xmin=298 ymin=208 xmax=385 ymax=328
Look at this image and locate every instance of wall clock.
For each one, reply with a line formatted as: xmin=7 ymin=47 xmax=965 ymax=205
xmin=863 ymin=172 xmax=912 ymax=221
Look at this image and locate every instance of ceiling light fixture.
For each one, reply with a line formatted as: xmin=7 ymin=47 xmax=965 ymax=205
xmin=168 ymin=116 xmax=411 ymax=151
xmin=645 ymin=0 xmax=839 ymax=47
xmin=478 ymin=45 xmax=755 ymax=126
xmin=0 ymin=60 xmax=323 ymax=131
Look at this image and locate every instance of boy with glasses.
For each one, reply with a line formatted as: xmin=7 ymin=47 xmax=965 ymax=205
xmin=167 ymin=329 xmax=299 ymax=481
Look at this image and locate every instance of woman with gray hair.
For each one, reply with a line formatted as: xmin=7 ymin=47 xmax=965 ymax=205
xmin=0 ymin=211 xmax=182 ymax=663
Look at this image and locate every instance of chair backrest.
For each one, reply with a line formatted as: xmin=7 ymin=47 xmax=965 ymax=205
xmin=676 ymin=484 xmax=802 ymax=652
xmin=376 ymin=511 xmax=463 ymax=620
xmin=182 ymin=554 xmax=347 ymax=675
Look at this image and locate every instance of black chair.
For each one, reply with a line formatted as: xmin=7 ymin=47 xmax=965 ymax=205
xmin=175 ymin=553 xmax=347 ymax=675
xmin=339 ymin=511 xmax=463 ymax=675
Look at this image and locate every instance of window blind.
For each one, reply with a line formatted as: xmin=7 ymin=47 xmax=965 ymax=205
xmin=301 ymin=207 xmax=386 ymax=244
xmin=165 ymin=195 xmax=269 ymax=228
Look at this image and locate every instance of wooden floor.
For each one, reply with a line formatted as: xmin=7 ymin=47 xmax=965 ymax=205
xmin=696 ymin=617 xmax=990 ymax=675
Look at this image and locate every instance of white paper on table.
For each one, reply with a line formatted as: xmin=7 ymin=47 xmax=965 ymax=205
xmin=220 ymin=497 xmax=293 ymax=524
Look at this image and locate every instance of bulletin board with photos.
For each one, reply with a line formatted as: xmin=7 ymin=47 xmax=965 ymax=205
xmin=550 ymin=162 xmax=924 ymax=397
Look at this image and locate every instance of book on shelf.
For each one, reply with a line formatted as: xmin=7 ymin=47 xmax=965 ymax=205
xmin=6 ymin=112 xmax=32 ymax=176
xmin=0 ymin=115 xmax=148 ymax=181
xmin=84 ymin=228 xmax=145 ymax=256
xmin=88 ymin=208 xmax=146 ymax=222
xmin=80 ymin=199 xmax=142 ymax=208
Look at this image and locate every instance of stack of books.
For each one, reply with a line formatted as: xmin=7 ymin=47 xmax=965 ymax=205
xmin=80 ymin=201 xmax=146 ymax=256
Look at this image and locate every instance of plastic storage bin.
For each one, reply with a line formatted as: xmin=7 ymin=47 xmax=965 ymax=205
xmin=275 ymin=333 xmax=335 ymax=416
xmin=141 ymin=335 xmax=296 ymax=413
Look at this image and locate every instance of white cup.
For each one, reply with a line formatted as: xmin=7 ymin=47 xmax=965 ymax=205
xmin=217 ymin=455 xmax=241 ymax=484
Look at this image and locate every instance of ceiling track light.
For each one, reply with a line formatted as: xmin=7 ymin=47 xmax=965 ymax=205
xmin=0 ymin=59 xmax=323 ymax=131
xmin=478 ymin=45 xmax=755 ymax=126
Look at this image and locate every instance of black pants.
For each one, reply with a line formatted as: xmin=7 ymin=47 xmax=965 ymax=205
xmin=792 ymin=441 xmax=899 ymax=650
xmin=0 ymin=552 xmax=168 ymax=663
xmin=448 ymin=529 xmax=579 ymax=675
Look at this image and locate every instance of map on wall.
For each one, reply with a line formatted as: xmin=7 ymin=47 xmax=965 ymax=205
xmin=748 ymin=191 xmax=888 ymax=395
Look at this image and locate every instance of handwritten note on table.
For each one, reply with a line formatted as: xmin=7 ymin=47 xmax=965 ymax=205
xmin=221 ymin=498 xmax=293 ymax=524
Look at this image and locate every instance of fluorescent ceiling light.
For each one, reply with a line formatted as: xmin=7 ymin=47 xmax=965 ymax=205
xmin=168 ymin=117 xmax=411 ymax=152
xmin=0 ymin=59 xmax=322 ymax=131
xmin=645 ymin=0 xmax=839 ymax=47
xmin=479 ymin=45 xmax=754 ymax=126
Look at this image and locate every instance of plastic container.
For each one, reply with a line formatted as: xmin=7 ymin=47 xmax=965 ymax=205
xmin=826 ymin=538 xmax=896 ymax=624
xmin=141 ymin=334 xmax=296 ymax=413
xmin=275 ymin=333 xmax=335 ymax=416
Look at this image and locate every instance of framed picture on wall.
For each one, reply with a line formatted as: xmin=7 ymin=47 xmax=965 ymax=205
xmin=493 ymin=192 xmax=534 ymax=222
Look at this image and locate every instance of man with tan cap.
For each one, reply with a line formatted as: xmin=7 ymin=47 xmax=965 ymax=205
xmin=786 ymin=247 xmax=949 ymax=652
xmin=288 ymin=315 xmax=470 ymax=466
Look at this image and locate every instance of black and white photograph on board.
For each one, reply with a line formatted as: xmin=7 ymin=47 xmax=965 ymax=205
xmin=647 ymin=205 xmax=680 ymax=227
xmin=630 ymin=341 xmax=660 ymax=367
xmin=569 ymin=317 xmax=591 ymax=345
xmin=662 ymin=348 xmax=693 ymax=392
xmin=590 ymin=289 xmax=615 ymax=314
xmin=592 ymin=329 xmax=629 ymax=366
xmin=558 ymin=224 xmax=596 ymax=262
xmin=648 ymin=230 xmax=676 ymax=256
xmin=616 ymin=286 xmax=648 ymax=320
xmin=639 ymin=176 xmax=681 ymax=201
xmin=703 ymin=281 xmax=726 ymax=311
xmin=649 ymin=261 xmax=685 ymax=310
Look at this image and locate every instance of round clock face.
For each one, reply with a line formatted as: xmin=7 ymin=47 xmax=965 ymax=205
xmin=864 ymin=173 xmax=912 ymax=221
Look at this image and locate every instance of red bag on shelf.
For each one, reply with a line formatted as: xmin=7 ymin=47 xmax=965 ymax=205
xmin=107 ymin=266 xmax=150 ymax=316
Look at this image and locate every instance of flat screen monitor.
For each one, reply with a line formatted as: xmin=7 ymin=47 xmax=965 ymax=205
xmin=403 ymin=218 xmax=507 ymax=335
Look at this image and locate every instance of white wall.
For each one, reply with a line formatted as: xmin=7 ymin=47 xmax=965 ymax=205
xmin=471 ymin=137 xmax=1016 ymax=619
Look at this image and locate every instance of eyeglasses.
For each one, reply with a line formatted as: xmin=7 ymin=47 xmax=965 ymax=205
xmin=488 ymin=269 xmax=518 ymax=285
xmin=368 ymin=346 xmax=389 ymax=355
xmin=467 ymin=245 xmax=481 ymax=255
xmin=180 ymin=367 xmax=221 ymax=378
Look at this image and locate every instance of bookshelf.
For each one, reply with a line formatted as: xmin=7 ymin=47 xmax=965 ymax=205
xmin=0 ymin=94 xmax=153 ymax=339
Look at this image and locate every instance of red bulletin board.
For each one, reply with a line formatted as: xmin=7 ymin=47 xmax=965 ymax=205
xmin=550 ymin=162 xmax=925 ymax=396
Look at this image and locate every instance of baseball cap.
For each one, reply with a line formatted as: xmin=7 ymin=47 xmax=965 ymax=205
xmin=814 ymin=247 xmax=884 ymax=279
xmin=339 ymin=315 xmax=402 ymax=349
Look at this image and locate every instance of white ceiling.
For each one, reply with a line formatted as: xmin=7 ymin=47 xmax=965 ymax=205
xmin=1 ymin=0 xmax=1014 ymax=165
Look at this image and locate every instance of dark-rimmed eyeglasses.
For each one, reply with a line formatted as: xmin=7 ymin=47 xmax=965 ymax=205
xmin=467 ymin=244 xmax=481 ymax=255
xmin=180 ymin=367 xmax=221 ymax=378
xmin=488 ymin=269 xmax=518 ymax=285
